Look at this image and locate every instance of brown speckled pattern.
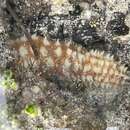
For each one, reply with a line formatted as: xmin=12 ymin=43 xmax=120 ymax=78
xmin=10 ymin=35 xmax=128 ymax=87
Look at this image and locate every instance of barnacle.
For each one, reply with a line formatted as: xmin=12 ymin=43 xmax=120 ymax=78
xmin=9 ymin=35 xmax=128 ymax=87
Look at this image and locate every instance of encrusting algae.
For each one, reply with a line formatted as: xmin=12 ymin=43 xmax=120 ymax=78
xmin=9 ymin=35 xmax=128 ymax=87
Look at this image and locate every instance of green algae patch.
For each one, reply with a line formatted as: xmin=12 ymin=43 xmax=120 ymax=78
xmin=24 ymin=104 xmax=41 ymax=118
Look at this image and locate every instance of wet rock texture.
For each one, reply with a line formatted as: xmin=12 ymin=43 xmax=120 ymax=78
xmin=0 ymin=0 xmax=130 ymax=130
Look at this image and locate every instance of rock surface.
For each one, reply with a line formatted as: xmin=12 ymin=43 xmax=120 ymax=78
xmin=0 ymin=0 xmax=130 ymax=130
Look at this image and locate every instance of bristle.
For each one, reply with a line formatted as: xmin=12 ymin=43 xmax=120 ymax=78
xmin=46 ymin=56 xmax=54 ymax=66
xmin=90 ymin=50 xmax=95 ymax=56
xmin=96 ymin=51 xmax=101 ymax=57
xmin=110 ymin=55 xmax=114 ymax=60
xmin=77 ymin=53 xmax=84 ymax=63
xmin=77 ymin=46 xmax=82 ymax=52
xmin=71 ymin=51 xmax=77 ymax=60
xmin=55 ymin=39 xmax=60 ymax=46
xmin=106 ymin=54 xmax=113 ymax=60
xmin=10 ymin=35 xmax=128 ymax=87
xmin=31 ymin=34 xmax=38 ymax=40
xmin=43 ymin=36 xmax=50 ymax=46
xmin=66 ymin=40 xmax=71 ymax=47
xmin=100 ymin=51 xmax=104 ymax=56
xmin=66 ymin=48 xmax=72 ymax=56
xmin=40 ymin=46 xmax=48 ymax=57
xmin=63 ymin=59 xmax=71 ymax=69
xmin=54 ymin=46 xmax=62 ymax=57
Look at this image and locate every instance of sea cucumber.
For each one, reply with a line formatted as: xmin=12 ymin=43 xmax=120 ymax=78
xmin=9 ymin=35 xmax=128 ymax=87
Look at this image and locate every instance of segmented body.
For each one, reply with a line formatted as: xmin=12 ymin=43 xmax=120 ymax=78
xmin=10 ymin=35 xmax=128 ymax=87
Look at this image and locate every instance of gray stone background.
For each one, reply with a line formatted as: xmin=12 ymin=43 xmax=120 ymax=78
xmin=0 ymin=0 xmax=130 ymax=130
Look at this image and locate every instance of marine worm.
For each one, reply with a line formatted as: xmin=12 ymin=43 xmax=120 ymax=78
xmin=9 ymin=35 xmax=128 ymax=87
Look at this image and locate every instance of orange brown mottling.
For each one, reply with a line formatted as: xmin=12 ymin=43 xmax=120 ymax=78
xmin=9 ymin=35 xmax=128 ymax=87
